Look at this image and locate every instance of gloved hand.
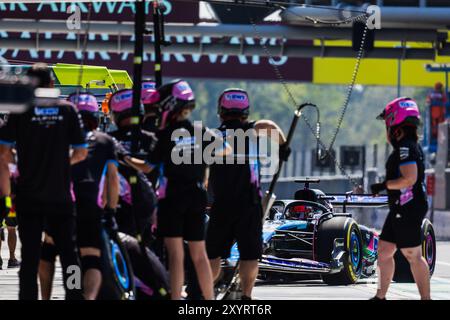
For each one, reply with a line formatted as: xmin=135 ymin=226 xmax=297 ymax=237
xmin=371 ymin=181 xmax=387 ymax=195
xmin=103 ymin=207 xmax=119 ymax=231
xmin=279 ymin=143 xmax=291 ymax=162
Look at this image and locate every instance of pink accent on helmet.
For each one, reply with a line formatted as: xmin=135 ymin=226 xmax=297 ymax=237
xmin=383 ymin=97 xmax=420 ymax=128
xmin=172 ymin=81 xmax=195 ymax=101
xmin=220 ymin=91 xmax=249 ymax=110
xmin=109 ymin=89 xmax=133 ymax=113
xmin=141 ymin=81 xmax=158 ymax=105
xmin=142 ymin=89 xmax=160 ymax=105
xmin=68 ymin=93 xmax=98 ymax=112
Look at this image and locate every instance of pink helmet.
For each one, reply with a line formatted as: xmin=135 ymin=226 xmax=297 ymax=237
xmin=377 ymin=97 xmax=421 ymax=128
xmin=67 ymin=93 xmax=98 ymax=113
xmin=157 ymin=79 xmax=195 ymax=129
xmin=109 ymin=89 xmax=134 ymax=113
xmin=110 ymin=82 xmax=160 ymax=113
xmin=141 ymin=81 xmax=159 ymax=105
xmin=218 ymin=88 xmax=250 ymax=116
xmin=142 ymin=89 xmax=160 ymax=106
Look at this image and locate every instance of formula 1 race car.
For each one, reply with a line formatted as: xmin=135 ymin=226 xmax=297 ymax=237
xmin=215 ymin=179 xmax=436 ymax=298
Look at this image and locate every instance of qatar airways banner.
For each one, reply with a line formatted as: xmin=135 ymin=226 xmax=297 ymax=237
xmin=0 ymin=1 xmax=198 ymax=22
xmin=0 ymin=1 xmax=313 ymax=81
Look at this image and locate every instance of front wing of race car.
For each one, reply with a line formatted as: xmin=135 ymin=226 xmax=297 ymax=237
xmin=259 ymin=237 xmax=347 ymax=275
xmin=257 ymin=219 xmax=348 ymax=275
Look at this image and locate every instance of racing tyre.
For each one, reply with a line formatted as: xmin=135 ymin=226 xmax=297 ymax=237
xmin=98 ymin=231 xmax=136 ymax=300
xmin=393 ymin=219 xmax=436 ymax=283
xmin=118 ymin=232 xmax=170 ymax=300
xmin=317 ymin=217 xmax=363 ymax=285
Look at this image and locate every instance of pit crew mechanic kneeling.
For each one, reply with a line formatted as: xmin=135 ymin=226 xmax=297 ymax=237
xmin=38 ymin=93 xmax=120 ymax=300
xmin=207 ymin=88 xmax=290 ymax=300
xmin=370 ymin=97 xmax=430 ymax=300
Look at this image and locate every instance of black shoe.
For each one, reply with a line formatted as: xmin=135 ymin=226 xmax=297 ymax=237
xmin=8 ymin=258 xmax=20 ymax=268
xmin=241 ymin=295 xmax=252 ymax=300
xmin=369 ymin=296 xmax=386 ymax=300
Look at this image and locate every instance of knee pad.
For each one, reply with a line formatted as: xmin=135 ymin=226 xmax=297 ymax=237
xmin=81 ymin=255 xmax=102 ymax=273
xmin=41 ymin=242 xmax=58 ymax=264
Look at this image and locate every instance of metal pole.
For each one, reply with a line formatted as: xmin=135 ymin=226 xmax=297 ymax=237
xmin=446 ymin=71 xmax=450 ymax=118
xmin=0 ymin=20 xmax=443 ymax=43
xmin=130 ymin=0 xmax=145 ymax=251
xmin=153 ymin=0 xmax=163 ymax=87
xmin=132 ymin=0 xmax=145 ymax=154
xmin=128 ymin=1 xmax=168 ymax=297
xmin=446 ymin=71 xmax=449 ymax=92
xmin=397 ymin=58 xmax=402 ymax=97
xmin=446 ymin=70 xmax=449 ymax=99
xmin=262 ymin=103 xmax=316 ymax=220
xmin=373 ymin=143 xmax=378 ymax=168
xmin=362 ymin=145 xmax=366 ymax=192
xmin=385 ymin=142 xmax=389 ymax=163
xmin=430 ymin=193 xmax=434 ymax=223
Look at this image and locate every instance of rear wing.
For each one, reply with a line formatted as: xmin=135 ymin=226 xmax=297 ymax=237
xmin=327 ymin=194 xmax=388 ymax=208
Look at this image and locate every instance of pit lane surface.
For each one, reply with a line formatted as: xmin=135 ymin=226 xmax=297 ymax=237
xmin=253 ymin=241 xmax=450 ymax=300
xmin=1 ymin=237 xmax=450 ymax=300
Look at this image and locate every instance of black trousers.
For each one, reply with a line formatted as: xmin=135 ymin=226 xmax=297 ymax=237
xmin=17 ymin=204 xmax=83 ymax=300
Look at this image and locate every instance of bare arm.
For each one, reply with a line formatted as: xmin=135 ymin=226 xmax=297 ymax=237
xmin=0 ymin=145 xmax=12 ymax=197
xmin=254 ymin=120 xmax=287 ymax=144
xmin=386 ymin=163 xmax=418 ymax=190
xmin=124 ymin=156 xmax=153 ymax=174
xmin=70 ymin=148 xmax=88 ymax=165
xmin=106 ymin=162 xmax=120 ymax=209
xmin=204 ymin=167 xmax=210 ymax=190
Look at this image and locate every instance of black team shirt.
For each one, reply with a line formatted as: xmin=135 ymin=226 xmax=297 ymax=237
xmin=71 ymin=130 xmax=118 ymax=207
xmin=385 ymin=138 xmax=428 ymax=213
xmin=209 ymin=119 xmax=262 ymax=208
xmin=0 ymin=101 xmax=87 ymax=208
xmin=150 ymin=120 xmax=218 ymax=196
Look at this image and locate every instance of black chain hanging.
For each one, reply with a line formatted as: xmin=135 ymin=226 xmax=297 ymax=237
xmin=246 ymin=6 xmax=369 ymax=188
xmin=324 ymin=14 xmax=369 ymax=157
xmin=137 ymin=0 xmax=370 ymax=188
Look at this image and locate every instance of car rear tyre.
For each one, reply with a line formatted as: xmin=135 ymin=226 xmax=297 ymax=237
xmin=393 ymin=219 xmax=436 ymax=283
xmin=317 ymin=217 xmax=363 ymax=285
